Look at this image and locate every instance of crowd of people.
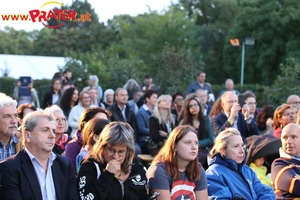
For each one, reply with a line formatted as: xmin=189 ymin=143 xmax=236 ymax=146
xmin=0 ymin=69 xmax=300 ymax=199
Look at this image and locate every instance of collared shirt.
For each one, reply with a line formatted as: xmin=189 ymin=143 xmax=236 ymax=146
xmin=118 ymin=105 xmax=127 ymax=121
xmin=0 ymin=135 xmax=18 ymax=161
xmin=25 ymin=148 xmax=57 ymax=200
xmin=142 ymin=104 xmax=153 ymax=114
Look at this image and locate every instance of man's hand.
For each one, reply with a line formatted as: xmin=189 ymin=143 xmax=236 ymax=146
xmin=228 ymin=102 xmax=241 ymax=122
xmin=242 ymin=104 xmax=250 ymax=119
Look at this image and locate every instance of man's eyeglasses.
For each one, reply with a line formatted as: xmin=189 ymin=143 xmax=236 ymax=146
xmin=226 ymin=100 xmax=237 ymax=104
xmin=189 ymin=103 xmax=199 ymax=109
xmin=291 ymin=101 xmax=300 ymax=105
xmin=106 ymin=147 xmax=127 ymax=156
xmin=247 ymin=102 xmax=257 ymax=106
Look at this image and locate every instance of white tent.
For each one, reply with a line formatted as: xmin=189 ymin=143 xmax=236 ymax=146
xmin=0 ymin=54 xmax=69 ymax=80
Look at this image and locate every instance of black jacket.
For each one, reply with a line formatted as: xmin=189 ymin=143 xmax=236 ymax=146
xmin=77 ymin=157 xmax=150 ymax=200
xmin=108 ymin=103 xmax=139 ymax=138
xmin=0 ymin=150 xmax=78 ymax=200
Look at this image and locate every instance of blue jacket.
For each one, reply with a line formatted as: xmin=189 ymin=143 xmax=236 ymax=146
xmin=206 ymin=153 xmax=275 ymax=200
xmin=136 ymin=106 xmax=152 ymax=136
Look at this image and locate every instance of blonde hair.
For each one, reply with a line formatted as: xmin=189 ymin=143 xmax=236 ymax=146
xmin=210 ymin=128 xmax=241 ymax=157
xmin=153 ymin=94 xmax=175 ymax=126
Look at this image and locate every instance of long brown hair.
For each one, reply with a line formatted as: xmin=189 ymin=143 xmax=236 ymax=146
xmin=152 ymin=125 xmax=200 ymax=181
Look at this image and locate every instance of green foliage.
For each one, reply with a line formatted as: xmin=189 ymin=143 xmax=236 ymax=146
xmin=156 ymin=44 xmax=202 ymax=94
xmin=268 ymin=57 xmax=300 ymax=106
xmin=224 ymin=0 xmax=300 ymax=85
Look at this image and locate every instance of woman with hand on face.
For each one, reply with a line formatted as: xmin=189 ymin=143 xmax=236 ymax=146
xmin=147 ymin=125 xmax=208 ymax=200
xmin=77 ymin=121 xmax=150 ymax=200
xmin=205 ymin=128 xmax=275 ymax=200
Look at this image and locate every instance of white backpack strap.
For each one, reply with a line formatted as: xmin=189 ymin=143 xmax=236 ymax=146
xmin=93 ymin=162 xmax=101 ymax=179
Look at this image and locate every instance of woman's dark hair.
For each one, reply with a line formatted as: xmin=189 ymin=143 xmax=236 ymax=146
xmin=49 ymin=78 xmax=62 ymax=94
xmin=171 ymin=92 xmax=184 ymax=103
xmin=82 ymin=118 xmax=110 ymax=148
xmin=79 ymin=107 xmax=112 ymax=131
xmin=256 ymin=105 xmax=276 ymax=131
xmin=60 ymin=87 xmax=79 ymax=116
xmin=182 ymin=96 xmax=208 ymax=140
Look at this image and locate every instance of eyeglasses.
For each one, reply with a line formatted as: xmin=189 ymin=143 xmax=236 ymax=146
xmin=56 ymin=118 xmax=66 ymax=123
xmin=82 ymin=96 xmax=91 ymax=99
xmin=175 ymin=98 xmax=184 ymax=102
xmin=106 ymin=147 xmax=127 ymax=156
xmin=226 ymin=100 xmax=237 ymax=104
xmin=189 ymin=103 xmax=199 ymax=109
xmin=291 ymin=101 xmax=300 ymax=105
xmin=247 ymin=102 xmax=257 ymax=106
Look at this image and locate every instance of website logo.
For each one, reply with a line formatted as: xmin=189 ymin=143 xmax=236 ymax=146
xmin=1 ymin=1 xmax=91 ymax=29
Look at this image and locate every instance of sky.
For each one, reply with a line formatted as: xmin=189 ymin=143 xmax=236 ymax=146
xmin=0 ymin=0 xmax=174 ymax=31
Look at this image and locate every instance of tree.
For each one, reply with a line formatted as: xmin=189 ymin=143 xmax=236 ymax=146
xmin=224 ymin=0 xmax=300 ymax=85
xmin=268 ymin=57 xmax=300 ymax=106
xmin=179 ymin=0 xmax=239 ymax=84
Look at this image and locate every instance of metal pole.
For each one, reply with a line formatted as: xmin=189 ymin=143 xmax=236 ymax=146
xmin=241 ymin=41 xmax=245 ymax=85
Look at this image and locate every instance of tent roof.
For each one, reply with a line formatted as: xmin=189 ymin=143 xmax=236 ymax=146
xmin=0 ymin=54 xmax=69 ymax=80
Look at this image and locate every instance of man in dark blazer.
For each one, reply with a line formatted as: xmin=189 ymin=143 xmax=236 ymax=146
xmin=211 ymin=91 xmax=259 ymax=138
xmin=108 ymin=88 xmax=141 ymax=155
xmin=0 ymin=110 xmax=78 ymax=200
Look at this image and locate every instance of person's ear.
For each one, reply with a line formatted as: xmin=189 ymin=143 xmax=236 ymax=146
xmin=93 ymin=134 xmax=99 ymax=142
xmin=25 ymin=131 xmax=31 ymax=142
xmin=220 ymin=148 xmax=225 ymax=155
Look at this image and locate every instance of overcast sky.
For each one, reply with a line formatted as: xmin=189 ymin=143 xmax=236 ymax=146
xmin=0 ymin=0 xmax=174 ymax=31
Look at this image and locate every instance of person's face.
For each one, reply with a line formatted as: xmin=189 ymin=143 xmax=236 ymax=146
xmin=88 ymin=89 xmax=98 ymax=101
xmin=72 ymin=89 xmax=79 ymax=102
xmin=147 ymin=93 xmax=158 ymax=107
xmin=134 ymin=91 xmax=143 ymax=102
xmin=279 ymin=108 xmax=296 ymax=127
xmin=53 ymin=80 xmax=62 ymax=91
xmin=26 ymin=118 xmax=56 ymax=154
xmin=94 ymin=112 xmax=108 ymax=120
xmin=81 ymin=93 xmax=92 ymax=107
xmin=0 ymin=105 xmax=18 ymax=137
xmin=176 ymin=131 xmax=198 ymax=162
xmin=188 ymin=99 xmax=200 ymax=116
xmin=221 ymin=93 xmax=238 ymax=113
xmin=89 ymin=79 xmax=96 ymax=86
xmin=245 ymin=97 xmax=257 ymax=114
xmin=281 ymin=125 xmax=300 ymax=156
xmin=174 ymin=95 xmax=184 ymax=107
xmin=197 ymin=73 xmax=206 ymax=83
xmin=103 ymin=143 xmax=127 ymax=164
xmin=158 ymin=98 xmax=171 ymax=109
xmin=225 ymin=80 xmax=234 ymax=90
xmin=116 ymin=89 xmax=128 ymax=105
xmin=53 ymin=111 xmax=66 ymax=135
xmin=254 ymin=157 xmax=264 ymax=167
xmin=146 ymin=78 xmax=152 ymax=85
xmin=66 ymin=71 xmax=72 ymax=79
xmin=196 ymin=91 xmax=208 ymax=105
xmin=223 ymin=135 xmax=245 ymax=164
xmin=106 ymin=93 xmax=114 ymax=103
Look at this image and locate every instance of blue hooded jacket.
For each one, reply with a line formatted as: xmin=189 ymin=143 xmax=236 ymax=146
xmin=205 ymin=153 xmax=275 ymax=199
